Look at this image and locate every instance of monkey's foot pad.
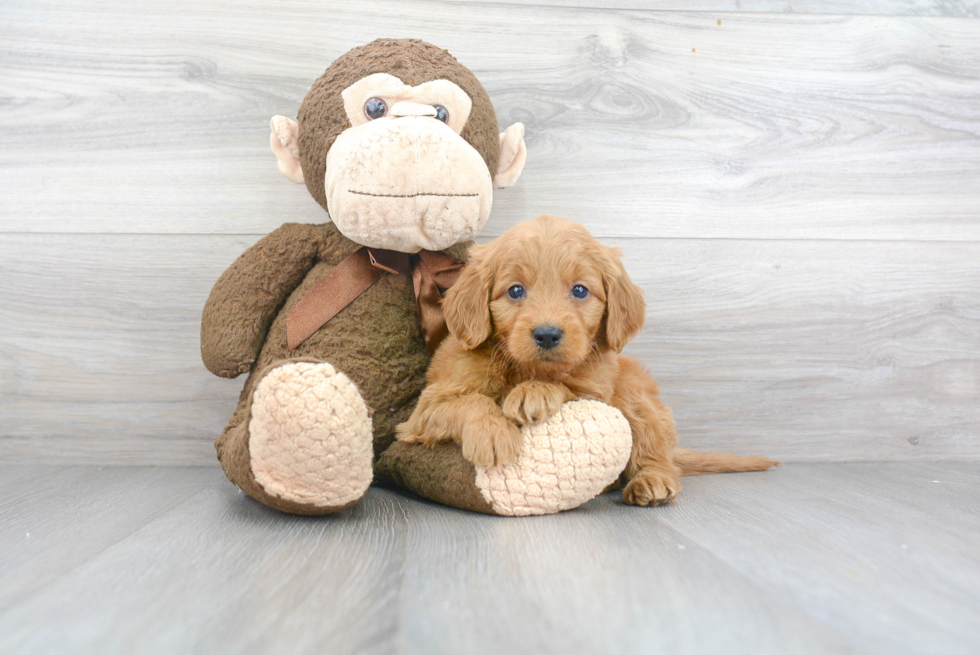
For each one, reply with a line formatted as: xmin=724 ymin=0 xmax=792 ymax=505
xmin=475 ymin=400 xmax=633 ymax=516
xmin=248 ymin=361 xmax=373 ymax=509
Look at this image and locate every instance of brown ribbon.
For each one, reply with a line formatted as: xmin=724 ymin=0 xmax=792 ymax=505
xmin=286 ymin=247 xmax=465 ymax=354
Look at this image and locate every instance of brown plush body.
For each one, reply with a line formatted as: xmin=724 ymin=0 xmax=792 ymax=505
xmin=202 ymin=221 xmax=469 ymax=512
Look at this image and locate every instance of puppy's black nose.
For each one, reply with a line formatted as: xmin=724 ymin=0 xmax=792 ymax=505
xmin=532 ymin=325 xmax=563 ymax=350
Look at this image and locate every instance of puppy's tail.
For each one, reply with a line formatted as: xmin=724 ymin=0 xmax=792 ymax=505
xmin=673 ymin=448 xmax=780 ymax=477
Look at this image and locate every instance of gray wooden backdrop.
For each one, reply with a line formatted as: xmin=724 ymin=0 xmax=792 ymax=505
xmin=1 ymin=0 xmax=978 ymax=465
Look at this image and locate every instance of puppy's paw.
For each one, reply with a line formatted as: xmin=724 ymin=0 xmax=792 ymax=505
xmin=461 ymin=414 xmax=523 ymax=467
xmin=623 ymin=470 xmax=682 ymax=506
xmin=503 ymin=381 xmax=569 ymax=426
xmin=395 ymin=407 xmax=430 ymax=444
xmin=395 ymin=420 xmax=422 ymax=444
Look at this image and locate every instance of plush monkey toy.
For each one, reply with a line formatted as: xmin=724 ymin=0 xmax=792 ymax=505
xmin=201 ymin=39 xmax=632 ymax=516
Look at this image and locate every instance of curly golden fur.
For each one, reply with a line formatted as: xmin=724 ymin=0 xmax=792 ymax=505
xmin=397 ymin=215 xmax=778 ymax=506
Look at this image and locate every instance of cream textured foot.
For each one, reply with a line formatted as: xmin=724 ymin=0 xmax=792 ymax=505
xmin=474 ymin=400 xmax=633 ymax=516
xmin=248 ymin=361 xmax=373 ymax=509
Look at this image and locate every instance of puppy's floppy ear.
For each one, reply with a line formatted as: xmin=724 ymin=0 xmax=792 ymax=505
xmin=600 ymin=246 xmax=646 ymax=353
xmin=443 ymin=244 xmax=493 ymax=350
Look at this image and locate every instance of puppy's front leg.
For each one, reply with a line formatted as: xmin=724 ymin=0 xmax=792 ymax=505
xmin=397 ymin=389 xmax=522 ymax=467
xmin=620 ymin=398 xmax=682 ymax=506
xmin=502 ymin=381 xmax=575 ymax=426
xmin=613 ymin=364 xmax=682 ymax=506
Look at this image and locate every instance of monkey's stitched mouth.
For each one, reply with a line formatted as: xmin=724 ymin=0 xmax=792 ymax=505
xmin=348 ymin=190 xmax=479 ymax=198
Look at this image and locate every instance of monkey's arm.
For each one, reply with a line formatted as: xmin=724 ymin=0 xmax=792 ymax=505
xmin=201 ymin=223 xmax=325 ymax=378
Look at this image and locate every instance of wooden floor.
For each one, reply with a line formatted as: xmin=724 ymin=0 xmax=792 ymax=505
xmin=1 ymin=462 xmax=977 ymax=654
xmin=2 ymin=2 xmax=978 ymax=653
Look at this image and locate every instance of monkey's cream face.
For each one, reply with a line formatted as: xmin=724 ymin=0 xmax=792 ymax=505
xmin=324 ymin=74 xmax=494 ymax=253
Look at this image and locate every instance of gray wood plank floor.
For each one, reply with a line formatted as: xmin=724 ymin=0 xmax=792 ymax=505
xmin=1 ymin=462 xmax=977 ymax=655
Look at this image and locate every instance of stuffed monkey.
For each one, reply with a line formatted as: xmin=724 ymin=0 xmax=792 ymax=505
xmin=201 ymin=39 xmax=631 ymax=516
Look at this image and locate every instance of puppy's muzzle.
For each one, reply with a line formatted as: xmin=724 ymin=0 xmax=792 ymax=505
xmin=532 ymin=325 xmax=563 ymax=350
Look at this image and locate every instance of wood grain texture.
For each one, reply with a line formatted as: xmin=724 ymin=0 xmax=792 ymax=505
xmin=1 ymin=463 xmax=978 ymax=654
xmin=451 ymin=0 xmax=980 ymax=16
xmin=652 ymin=461 xmax=980 ymax=654
xmin=0 ymin=466 xmax=409 ymax=655
xmin=396 ymin=487 xmax=858 ymax=655
xmin=1 ymin=0 xmax=978 ymax=464
xmin=0 ymin=466 xmax=216 ymax=613
xmin=2 ymin=1 xmax=979 ymax=240
xmin=1 ymin=233 xmax=977 ymax=464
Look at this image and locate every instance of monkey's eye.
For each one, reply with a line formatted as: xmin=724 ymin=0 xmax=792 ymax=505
xmin=364 ymin=97 xmax=388 ymax=120
xmin=572 ymin=284 xmax=589 ymax=299
xmin=433 ymin=105 xmax=449 ymax=123
xmin=507 ymin=285 xmax=525 ymax=300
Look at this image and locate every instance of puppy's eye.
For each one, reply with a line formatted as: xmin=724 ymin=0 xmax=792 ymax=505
xmin=364 ymin=97 xmax=388 ymax=120
xmin=434 ymin=105 xmax=449 ymax=123
xmin=572 ymin=284 xmax=589 ymax=299
xmin=507 ymin=285 xmax=525 ymax=300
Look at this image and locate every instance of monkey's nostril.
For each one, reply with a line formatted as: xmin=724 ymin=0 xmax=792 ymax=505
xmin=532 ymin=325 xmax=563 ymax=350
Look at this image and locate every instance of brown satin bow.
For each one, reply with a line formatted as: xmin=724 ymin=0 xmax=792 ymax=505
xmin=286 ymin=247 xmax=465 ymax=354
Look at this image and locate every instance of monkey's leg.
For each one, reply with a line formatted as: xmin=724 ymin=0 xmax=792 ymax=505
xmin=376 ymin=400 xmax=632 ymax=516
xmin=216 ymin=359 xmax=373 ymax=515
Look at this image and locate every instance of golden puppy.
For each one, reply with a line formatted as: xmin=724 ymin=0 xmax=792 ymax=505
xmin=397 ymin=215 xmax=777 ymax=506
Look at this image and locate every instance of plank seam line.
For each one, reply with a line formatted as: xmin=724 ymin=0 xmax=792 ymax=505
xmin=2 ymin=232 xmax=980 ymax=245
xmin=428 ymin=0 xmax=975 ymax=20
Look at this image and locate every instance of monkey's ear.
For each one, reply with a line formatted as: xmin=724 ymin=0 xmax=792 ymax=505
xmin=493 ymin=123 xmax=527 ymax=190
xmin=269 ymin=116 xmax=305 ymax=184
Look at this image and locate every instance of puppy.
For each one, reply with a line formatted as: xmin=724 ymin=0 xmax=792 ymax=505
xmin=397 ymin=215 xmax=777 ymax=506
